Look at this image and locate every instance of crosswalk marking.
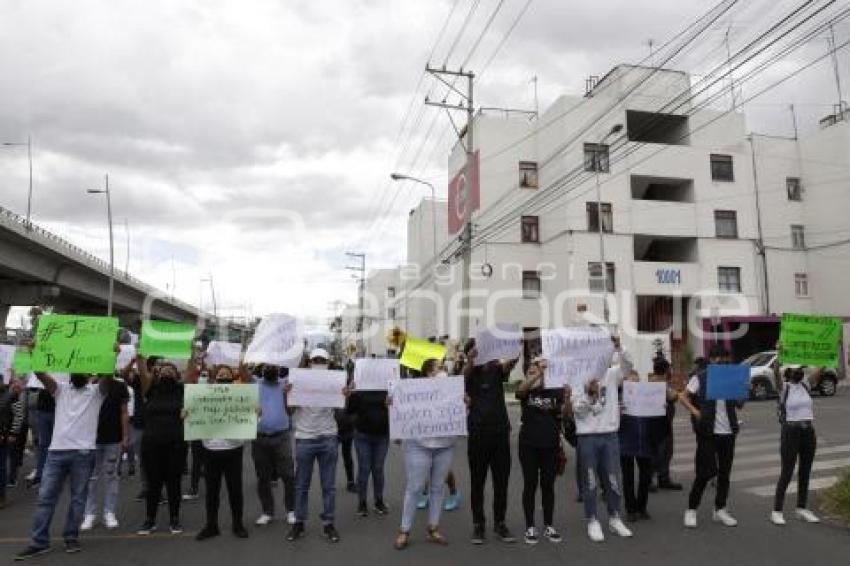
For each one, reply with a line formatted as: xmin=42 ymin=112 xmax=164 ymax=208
xmin=731 ymin=457 xmax=850 ymax=483
xmin=744 ymin=476 xmax=839 ymax=497
xmin=670 ymin=443 xmax=850 ymax=474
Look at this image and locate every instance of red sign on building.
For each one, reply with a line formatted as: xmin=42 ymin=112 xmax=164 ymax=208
xmin=447 ymin=150 xmax=480 ymax=235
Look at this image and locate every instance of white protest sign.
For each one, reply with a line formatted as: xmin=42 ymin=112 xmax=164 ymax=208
xmin=475 ymin=323 xmax=521 ymax=365
xmin=541 ymin=326 xmax=613 ymax=389
xmin=389 ymin=375 xmax=467 ymax=440
xmin=206 ymin=341 xmax=243 ymax=367
xmin=116 ymin=344 xmax=136 ymax=371
xmin=622 ymin=381 xmax=668 ymax=417
xmin=353 ymin=358 xmax=399 ymax=391
xmin=244 ymin=314 xmax=302 ymax=367
xmin=0 ymin=345 xmax=15 ymax=378
xmin=287 ymin=368 xmax=346 ymax=408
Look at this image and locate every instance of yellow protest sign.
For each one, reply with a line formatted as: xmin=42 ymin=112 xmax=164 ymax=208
xmin=399 ymin=337 xmax=446 ymax=371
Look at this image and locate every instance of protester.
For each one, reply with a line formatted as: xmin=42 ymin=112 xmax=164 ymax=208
xmin=515 ymin=358 xmax=566 ymax=545
xmin=26 ymin=383 xmax=55 ymax=490
xmin=253 ymin=364 xmax=296 ymax=526
xmin=286 ymin=348 xmax=343 ymax=543
xmin=195 ymin=364 xmax=249 ymax=540
xmin=0 ymin=375 xmax=24 ymax=509
xmin=572 ymin=356 xmax=633 ymax=542
xmin=463 ymin=339 xmax=517 ymax=545
xmin=394 ymin=358 xmax=457 ymax=550
xmin=136 ymin=356 xmax=185 ymax=536
xmin=652 ymin=355 xmax=685 ymax=492
xmin=122 ymin=364 xmax=147 ymax=500
xmin=15 ymin=368 xmax=112 ymax=559
xmin=346 ymin=376 xmax=389 ymax=517
xmin=81 ymin=374 xmax=129 ymax=530
xmin=682 ymin=347 xmax=742 ymax=529
xmin=336 ymin=368 xmax=357 ymax=494
xmin=771 ymin=364 xmax=822 ymax=525
xmin=6 ymin=374 xmax=30 ymax=489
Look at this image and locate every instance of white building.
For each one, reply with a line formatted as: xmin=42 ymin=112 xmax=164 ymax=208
xmin=362 ymin=267 xmax=402 ymax=357
xmin=398 ymin=65 xmax=850 ymax=376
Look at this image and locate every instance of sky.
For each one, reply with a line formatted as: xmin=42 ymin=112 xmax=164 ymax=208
xmin=0 ymin=0 xmax=847 ymax=327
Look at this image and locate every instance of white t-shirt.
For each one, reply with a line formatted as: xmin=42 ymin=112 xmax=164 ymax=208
xmin=50 ymin=382 xmax=106 ymax=451
xmin=783 ymin=378 xmax=814 ymax=422
xmin=203 ymin=439 xmax=244 ymax=451
xmin=572 ymin=367 xmax=624 ymax=435
xmin=293 ymin=407 xmax=337 ymax=440
xmin=686 ymin=376 xmax=732 ymax=435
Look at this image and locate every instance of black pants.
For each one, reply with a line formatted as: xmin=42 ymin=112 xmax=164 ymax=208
xmin=621 ymin=455 xmax=653 ymax=514
xmin=518 ymin=443 xmax=556 ymax=528
xmin=339 ymin=434 xmax=354 ymax=484
xmin=189 ymin=440 xmax=206 ymax=493
xmin=142 ymin=439 xmax=183 ymax=521
xmin=468 ymin=431 xmax=511 ymax=526
xmin=252 ymin=432 xmax=296 ymax=516
xmin=654 ymin=427 xmax=675 ymax=483
xmin=688 ymin=433 xmax=735 ymax=510
xmin=774 ymin=424 xmax=817 ymax=511
xmin=204 ymin=446 xmax=244 ymax=529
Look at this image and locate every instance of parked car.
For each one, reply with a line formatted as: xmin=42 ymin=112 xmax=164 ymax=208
xmin=741 ymin=350 xmax=841 ymax=401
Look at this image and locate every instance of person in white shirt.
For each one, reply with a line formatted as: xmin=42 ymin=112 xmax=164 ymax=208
xmin=572 ymin=362 xmax=633 ymax=543
xmin=16 ymin=370 xmax=111 ymax=560
xmin=771 ymin=364 xmax=822 ymax=525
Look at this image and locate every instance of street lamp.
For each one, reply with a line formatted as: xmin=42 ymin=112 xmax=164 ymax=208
xmin=390 ymin=173 xmax=439 ymax=335
xmin=87 ymin=174 xmax=115 ymax=317
xmin=593 ymin=123 xmax=624 ymax=325
xmin=2 ymin=136 xmax=33 ymax=227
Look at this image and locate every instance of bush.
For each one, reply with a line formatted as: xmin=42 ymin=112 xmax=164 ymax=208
xmin=821 ymin=471 xmax=850 ymax=522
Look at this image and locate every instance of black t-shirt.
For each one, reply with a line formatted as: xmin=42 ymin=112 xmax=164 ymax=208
xmin=143 ymin=379 xmax=184 ymax=443
xmin=346 ymin=391 xmax=389 ymax=436
xmin=129 ymin=378 xmax=145 ymax=428
xmin=36 ymin=389 xmax=56 ymax=413
xmin=518 ymin=387 xmax=564 ymax=448
xmin=465 ymin=362 xmax=511 ymax=435
xmin=97 ymin=379 xmax=130 ymax=444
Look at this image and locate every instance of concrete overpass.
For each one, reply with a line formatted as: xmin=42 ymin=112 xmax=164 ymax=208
xmin=0 ymin=205 xmax=241 ymax=337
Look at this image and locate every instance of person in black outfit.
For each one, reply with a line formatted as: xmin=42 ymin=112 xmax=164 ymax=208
xmin=463 ymin=339 xmax=517 ymax=545
xmin=346 ymin=386 xmax=389 ymax=516
xmin=336 ymin=366 xmax=356 ymax=493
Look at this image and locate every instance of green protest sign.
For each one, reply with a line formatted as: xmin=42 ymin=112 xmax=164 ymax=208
xmin=779 ymin=313 xmax=842 ymax=367
xmin=31 ymin=314 xmax=119 ymax=374
xmin=139 ymin=321 xmax=195 ymax=359
xmin=183 ymin=384 xmax=258 ymax=441
xmin=13 ymin=350 xmax=32 ymax=375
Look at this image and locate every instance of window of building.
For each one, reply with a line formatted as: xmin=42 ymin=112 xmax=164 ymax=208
xmin=521 ymin=215 xmax=539 ymax=243
xmin=588 ymin=262 xmax=616 ymax=292
xmin=586 ymin=202 xmax=613 ymax=233
xmin=714 ymin=210 xmax=738 ymax=238
xmin=522 ymin=271 xmax=541 ymax=299
xmin=710 ymin=154 xmax=734 ymax=182
xmin=583 ymin=143 xmax=610 ymax=173
xmin=794 ymin=273 xmax=809 ymax=297
xmin=387 ymin=286 xmax=396 ymax=298
xmin=791 ymin=224 xmax=806 ymax=249
xmin=519 ymin=161 xmax=538 ymax=188
xmin=717 ymin=266 xmax=741 ymax=293
xmin=786 ymin=177 xmax=802 ymax=201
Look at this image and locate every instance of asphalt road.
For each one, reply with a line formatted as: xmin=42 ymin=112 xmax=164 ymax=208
xmin=1 ymin=391 xmax=848 ymax=565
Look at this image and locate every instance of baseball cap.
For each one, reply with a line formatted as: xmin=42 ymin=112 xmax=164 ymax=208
xmin=309 ymin=348 xmax=330 ymax=361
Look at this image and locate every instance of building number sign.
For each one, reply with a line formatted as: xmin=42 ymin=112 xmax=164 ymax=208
xmin=656 ymin=268 xmax=681 ymax=285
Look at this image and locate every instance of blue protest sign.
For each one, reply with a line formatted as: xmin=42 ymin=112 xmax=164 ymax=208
xmin=706 ymin=364 xmax=750 ymax=401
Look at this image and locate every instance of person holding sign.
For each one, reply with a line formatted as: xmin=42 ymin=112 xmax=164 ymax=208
xmin=515 ymin=357 xmax=568 ymax=545
xmin=393 ymin=359 xmax=459 ymax=550
xmin=682 ymin=346 xmax=743 ymax=529
xmin=345 ymin=373 xmax=390 ymax=517
xmin=286 ymin=348 xmax=346 ymax=544
xmin=0 ymin=376 xmax=24 ymax=509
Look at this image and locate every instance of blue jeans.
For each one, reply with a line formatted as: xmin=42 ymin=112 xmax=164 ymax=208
xmin=577 ymin=432 xmax=622 ymax=521
xmin=35 ymin=411 xmax=55 ymax=482
xmin=400 ymin=441 xmax=455 ymax=532
xmin=354 ymin=432 xmax=389 ymax=503
xmin=294 ymin=436 xmax=338 ymax=524
xmin=30 ymin=450 xmax=96 ymax=549
xmin=85 ymin=444 xmax=122 ymax=517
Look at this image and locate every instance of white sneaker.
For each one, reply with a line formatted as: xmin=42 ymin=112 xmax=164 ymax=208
xmin=255 ymin=514 xmax=273 ymax=526
xmin=25 ymin=470 xmax=37 ymax=482
xmin=795 ymin=508 xmax=820 ymax=523
xmin=80 ymin=514 xmax=96 ymax=531
xmin=523 ymin=526 xmax=539 ymax=545
xmin=587 ymin=519 xmax=605 ymax=543
xmin=684 ymin=509 xmax=698 ymax=528
xmin=609 ymin=517 xmax=633 ymax=538
xmin=770 ymin=511 xmax=786 ymax=526
xmin=713 ymin=508 xmax=738 ymax=527
xmin=286 ymin=511 xmax=296 ymax=525
xmin=103 ymin=513 xmax=119 ymax=529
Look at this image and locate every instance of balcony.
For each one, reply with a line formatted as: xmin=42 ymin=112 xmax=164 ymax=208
xmin=628 ymin=200 xmax=697 ymax=238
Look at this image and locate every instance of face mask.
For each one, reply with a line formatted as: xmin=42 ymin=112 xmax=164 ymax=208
xmin=263 ymin=368 xmax=279 ymax=381
xmin=435 ymin=371 xmax=448 ymax=378
xmin=70 ymin=374 xmax=89 ymax=389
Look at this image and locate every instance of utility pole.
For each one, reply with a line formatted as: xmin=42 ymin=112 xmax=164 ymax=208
xmin=425 ymin=64 xmax=474 ymax=343
xmin=346 ymin=251 xmax=366 ymax=356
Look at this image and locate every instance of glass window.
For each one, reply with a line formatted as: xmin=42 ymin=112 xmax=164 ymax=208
xmin=714 ymin=210 xmax=738 ymax=238
xmin=791 ymin=225 xmax=805 ymax=249
xmin=786 ymin=177 xmax=802 ymax=201
xmin=588 ymin=262 xmax=616 ymax=292
xmin=584 ymin=143 xmax=610 ymax=173
xmin=519 ymin=161 xmax=538 ymax=188
xmin=387 ymin=307 xmax=396 ymax=320
xmin=794 ymin=273 xmax=809 ymax=297
xmin=521 ymin=215 xmax=539 ymax=243
xmin=387 ymin=286 xmax=395 ymax=298
xmin=586 ymin=202 xmax=613 ymax=233
xmin=710 ymin=154 xmax=734 ymax=181
xmin=522 ymin=271 xmax=541 ymax=299
xmin=717 ymin=266 xmax=741 ymax=293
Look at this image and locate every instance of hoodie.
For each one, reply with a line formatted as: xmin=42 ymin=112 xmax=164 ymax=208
xmin=571 ymin=367 xmax=624 ymax=435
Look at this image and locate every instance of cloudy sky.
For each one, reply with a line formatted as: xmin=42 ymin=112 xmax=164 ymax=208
xmin=0 ymin=0 xmax=847 ymax=326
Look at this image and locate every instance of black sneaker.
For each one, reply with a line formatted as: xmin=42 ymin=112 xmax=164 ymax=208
xmin=638 ymin=510 xmax=652 ymax=521
xmin=626 ymin=512 xmax=640 ymax=523
xmin=195 ymin=525 xmax=220 ymax=541
xmin=357 ymin=501 xmax=369 ymax=517
xmin=64 ymin=540 xmax=81 ymax=554
xmin=658 ymin=480 xmax=683 ymax=491
xmin=374 ymin=500 xmax=389 ymax=516
xmin=494 ymin=522 xmax=516 ymax=543
xmin=286 ymin=522 xmax=305 ymax=541
xmin=137 ymin=520 xmax=157 ymax=536
xmin=169 ymin=519 xmax=183 ymax=534
xmin=323 ymin=524 xmax=340 ymax=543
xmin=232 ymin=524 xmax=249 ymax=539
xmin=14 ymin=546 xmax=51 ymax=561
xmin=471 ymin=523 xmax=486 ymax=545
